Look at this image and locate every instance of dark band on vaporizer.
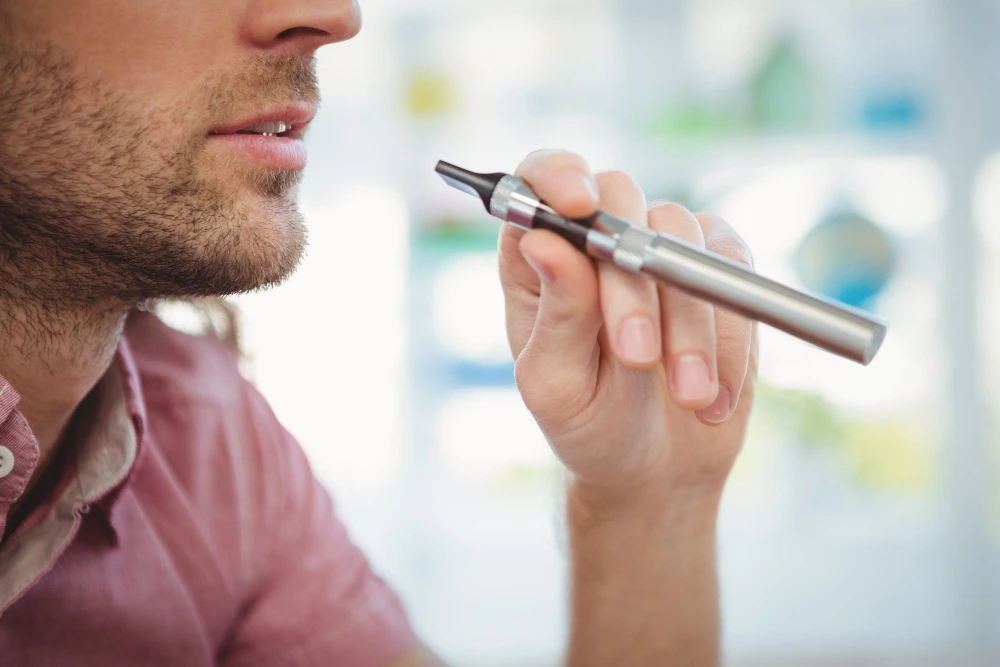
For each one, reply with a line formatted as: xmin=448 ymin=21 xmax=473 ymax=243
xmin=530 ymin=207 xmax=597 ymax=253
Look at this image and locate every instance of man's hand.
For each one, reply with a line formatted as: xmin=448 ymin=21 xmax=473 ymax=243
xmin=498 ymin=150 xmax=759 ymax=667
xmin=499 ymin=149 xmax=759 ymax=497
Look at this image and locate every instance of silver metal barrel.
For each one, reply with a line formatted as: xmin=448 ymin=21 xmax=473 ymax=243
xmin=474 ymin=172 xmax=888 ymax=365
xmin=586 ymin=209 xmax=886 ymax=365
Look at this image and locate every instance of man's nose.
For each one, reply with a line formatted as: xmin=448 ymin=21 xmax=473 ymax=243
xmin=243 ymin=0 xmax=362 ymax=54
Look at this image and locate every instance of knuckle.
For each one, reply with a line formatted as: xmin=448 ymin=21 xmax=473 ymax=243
xmin=512 ymin=355 xmax=532 ymax=388
xmin=545 ymin=302 xmax=586 ymax=329
xmin=595 ymin=169 xmax=642 ymax=197
xmin=708 ymin=235 xmax=754 ymax=269
xmin=497 ymin=258 xmax=528 ymax=298
xmin=649 ymin=200 xmax=692 ymax=218
xmin=647 ymin=197 xmax=676 ymax=209
xmin=523 ymin=148 xmax=559 ymax=165
xmin=513 ymin=357 xmax=558 ymax=411
xmin=714 ymin=317 xmax=753 ymax=366
xmin=496 ymin=243 xmax=528 ymax=289
xmin=666 ymin=294 xmax=715 ymax=338
xmin=497 ymin=222 xmax=521 ymax=252
xmin=716 ymin=318 xmax=752 ymax=349
xmin=523 ymin=149 xmax=586 ymax=171
xmin=601 ymin=273 xmax=659 ymax=320
xmin=695 ymin=212 xmax=756 ymax=268
xmin=649 ymin=202 xmax=703 ymax=244
xmin=513 ymin=355 xmax=593 ymax=429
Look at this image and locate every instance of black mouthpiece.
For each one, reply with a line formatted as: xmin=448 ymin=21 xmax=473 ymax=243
xmin=435 ymin=161 xmax=507 ymax=211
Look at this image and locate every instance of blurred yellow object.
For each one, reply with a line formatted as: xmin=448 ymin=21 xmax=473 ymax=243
xmin=405 ymin=70 xmax=456 ymax=117
xmin=841 ymin=422 xmax=933 ymax=493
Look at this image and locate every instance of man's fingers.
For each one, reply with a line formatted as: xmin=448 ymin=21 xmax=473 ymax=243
xmin=498 ymin=222 xmax=539 ymax=359
xmin=514 ymin=149 xmax=600 ymax=219
xmin=515 ymin=229 xmax=603 ymax=422
xmin=647 ymin=202 xmax=719 ymax=410
xmin=693 ymin=213 xmax=755 ymax=425
xmin=593 ymin=171 xmax=662 ymax=369
xmin=503 ymin=152 xmax=751 ymax=426
xmin=500 ymin=150 xmax=600 ymax=359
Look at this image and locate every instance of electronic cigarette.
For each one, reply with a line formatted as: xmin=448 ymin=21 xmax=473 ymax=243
xmin=435 ymin=160 xmax=887 ymax=365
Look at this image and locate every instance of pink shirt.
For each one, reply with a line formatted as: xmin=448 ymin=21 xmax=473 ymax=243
xmin=0 ymin=310 xmax=416 ymax=665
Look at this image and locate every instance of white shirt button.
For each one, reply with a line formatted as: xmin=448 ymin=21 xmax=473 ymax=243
xmin=0 ymin=445 xmax=14 ymax=479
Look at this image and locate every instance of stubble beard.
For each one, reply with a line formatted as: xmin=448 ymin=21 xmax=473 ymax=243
xmin=0 ymin=37 xmax=315 ymax=315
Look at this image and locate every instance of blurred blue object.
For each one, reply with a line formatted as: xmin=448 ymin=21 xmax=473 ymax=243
xmin=860 ymin=91 xmax=926 ymax=132
xmin=793 ymin=202 xmax=897 ymax=309
xmin=445 ymin=360 xmax=515 ymax=389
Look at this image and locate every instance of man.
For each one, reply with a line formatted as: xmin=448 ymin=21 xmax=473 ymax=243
xmin=0 ymin=0 xmax=757 ymax=665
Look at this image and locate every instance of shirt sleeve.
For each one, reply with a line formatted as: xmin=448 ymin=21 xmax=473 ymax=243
xmin=218 ymin=382 xmax=417 ymax=667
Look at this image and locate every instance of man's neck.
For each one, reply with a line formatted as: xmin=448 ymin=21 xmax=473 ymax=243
xmin=0 ymin=297 xmax=129 ymax=499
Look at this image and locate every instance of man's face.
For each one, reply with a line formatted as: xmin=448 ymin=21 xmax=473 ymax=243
xmin=0 ymin=0 xmax=361 ymax=302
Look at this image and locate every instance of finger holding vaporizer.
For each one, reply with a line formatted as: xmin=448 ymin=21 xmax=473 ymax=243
xmin=498 ymin=150 xmax=600 ymax=362
xmin=515 ymin=149 xmax=601 ymax=218
xmin=514 ymin=229 xmax=605 ymax=425
xmin=498 ymin=150 xmax=597 ymax=359
xmin=591 ymin=171 xmax=664 ymax=370
xmin=647 ymin=201 xmax=720 ymax=411
xmin=502 ymin=151 xmax=606 ymax=425
xmin=498 ymin=220 xmax=542 ymax=360
xmin=694 ymin=212 xmax=756 ymax=425
xmin=515 ymin=156 xmax=667 ymax=375
xmin=494 ymin=148 xmax=759 ymax=494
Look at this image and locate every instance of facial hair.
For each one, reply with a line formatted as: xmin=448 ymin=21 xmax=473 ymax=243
xmin=0 ymin=36 xmax=318 ymax=308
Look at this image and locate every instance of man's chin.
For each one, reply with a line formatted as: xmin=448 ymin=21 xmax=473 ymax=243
xmin=134 ymin=194 xmax=309 ymax=301
xmin=219 ymin=209 xmax=307 ymax=295
xmin=243 ymin=167 xmax=304 ymax=199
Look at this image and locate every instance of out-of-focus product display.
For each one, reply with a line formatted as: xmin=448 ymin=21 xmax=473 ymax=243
xmin=404 ymin=69 xmax=457 ymax=118
xmin=750 ymin=34 xmax=816 ymax=132
xmin=794 ymin=201 xmax=897 ymax=309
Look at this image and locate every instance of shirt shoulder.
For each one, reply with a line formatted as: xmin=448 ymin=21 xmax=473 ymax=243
xmin=123 ymin=308 xmax=247 ymax=408
xmin=120 ymin=310 xmax=417 ymax=665
xmin=120 ymin=307 xmax=286 ymax=549
xmin=121 ymin=307 xmax=291 ymax=491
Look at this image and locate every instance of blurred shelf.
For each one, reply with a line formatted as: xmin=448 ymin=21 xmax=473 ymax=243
xmin=628 ymin=131 xmax=934 ymax=164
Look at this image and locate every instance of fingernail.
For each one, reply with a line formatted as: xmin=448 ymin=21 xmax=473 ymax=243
xmin=523 ymin=253 xmax=555 ymax=282
xmin=619 ymin=316 xmax=658 ymax=364
xmin=671 ymin=354 xmax=712 ymax=403
xmin=697 ymin=384 xmax=733 ymax=424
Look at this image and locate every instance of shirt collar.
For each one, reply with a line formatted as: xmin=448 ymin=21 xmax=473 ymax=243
xmin=0 ymin=377 xmax=40 ymax=528
xmin=92 ymin=334 xmax=148 ymax=520
xmin=0 ymin=330 xmax=148 ymax=543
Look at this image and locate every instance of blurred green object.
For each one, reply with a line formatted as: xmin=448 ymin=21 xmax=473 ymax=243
xmin=754 ymin=383 xmax=933 ymax=493
xmin=646 ymin=103 xmax=747 ymax=142
xmin=793 ymin=202 xmax=897 ymax=309
xmin=755 ymin=383 xmax=845 ymax=448
xmin=750 ymin=34 xmax=816 ymax=132
xmin=413 ymin=217 xmax=502 ymax=260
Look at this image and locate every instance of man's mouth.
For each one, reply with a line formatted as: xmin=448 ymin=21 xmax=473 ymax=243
xmin=207 ymin=106 xmax=316 ymax=172
xmin=209 ymin=105 xmax=316 ymax=139
xmin=235 ymin=121 xmax=293 ymax=138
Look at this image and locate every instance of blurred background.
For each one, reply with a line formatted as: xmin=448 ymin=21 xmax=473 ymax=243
xmin=183 ymin=0 xmax=1000 ymax=664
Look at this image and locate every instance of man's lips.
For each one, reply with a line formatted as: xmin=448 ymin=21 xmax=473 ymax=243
xmin=207 ymin=105 xmax=316 ymax=171
xmin=209 ymin=105 xmax=317 ymax=138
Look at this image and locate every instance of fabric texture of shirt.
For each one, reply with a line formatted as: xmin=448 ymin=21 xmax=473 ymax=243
xmin=0 ymin=309 xmax=416 ymax=666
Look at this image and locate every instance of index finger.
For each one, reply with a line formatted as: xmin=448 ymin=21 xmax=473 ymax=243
xmin=514 ymin=150 xmax=600 ymax=219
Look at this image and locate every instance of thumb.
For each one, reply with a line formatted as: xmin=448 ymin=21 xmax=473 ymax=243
xmin=516 ymin=230 xmax=603 ymax=422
